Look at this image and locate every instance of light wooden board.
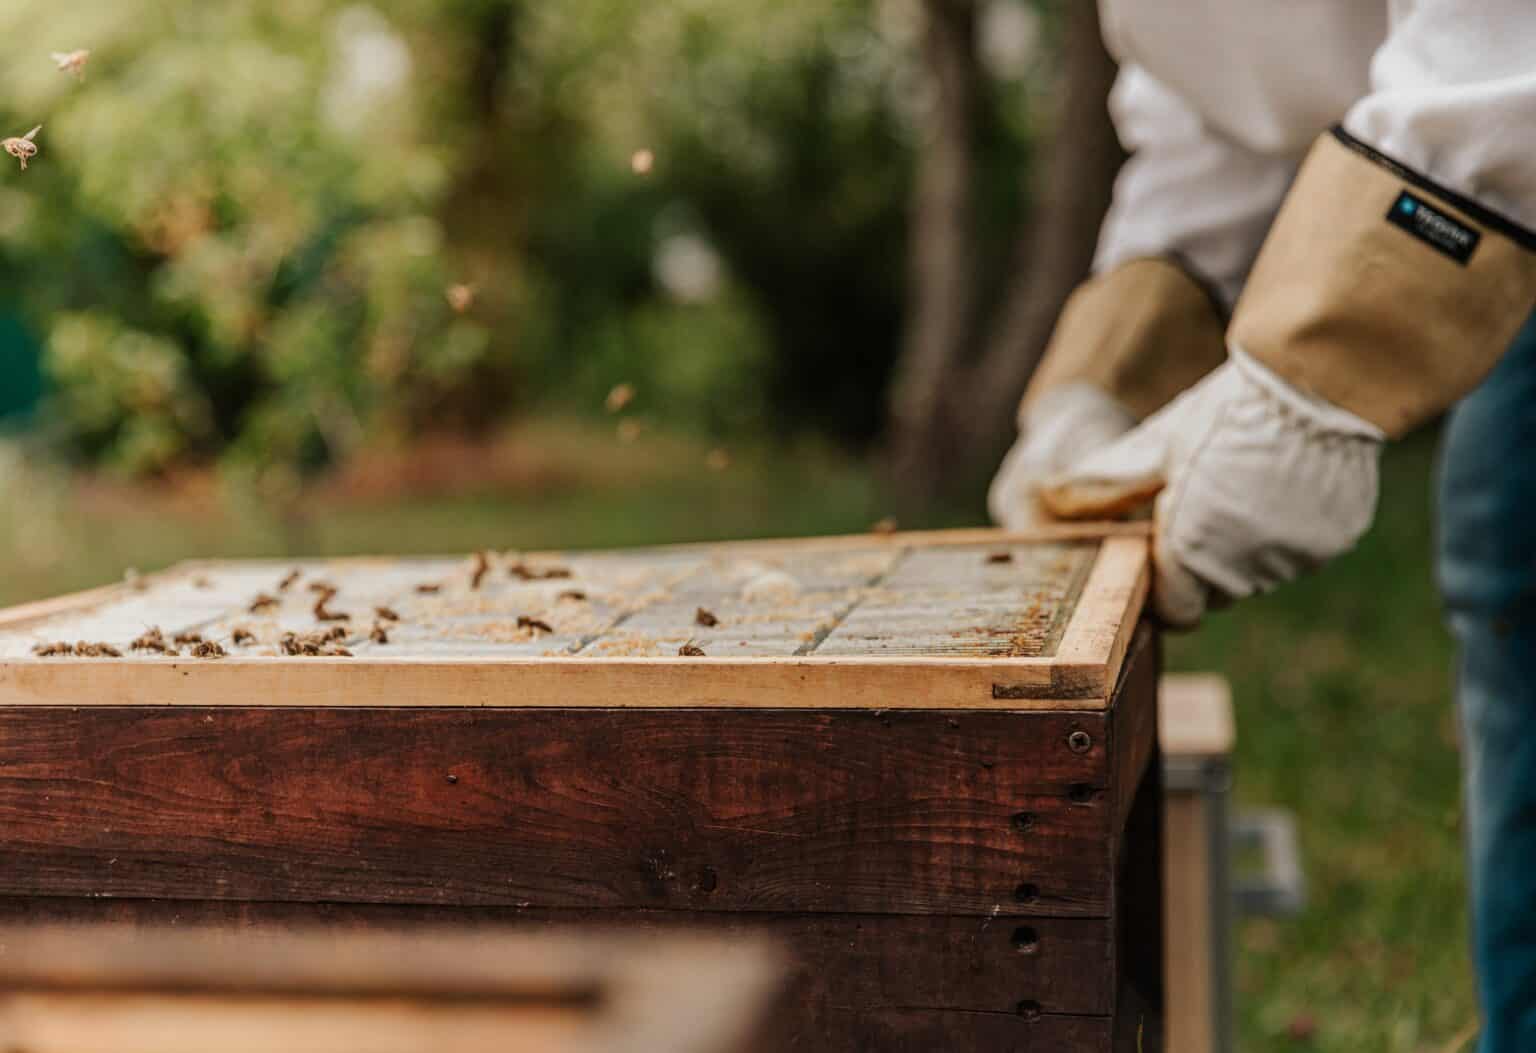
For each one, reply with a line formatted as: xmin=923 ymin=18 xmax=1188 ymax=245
xmin=0 ymin=924 xmax=781 ymax=1053
xmin=0 ymin=528 xmax=1149 ymax=710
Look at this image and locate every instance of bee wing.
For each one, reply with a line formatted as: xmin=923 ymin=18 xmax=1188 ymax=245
xmin=22 ymin=125 xmax=40 ymax=141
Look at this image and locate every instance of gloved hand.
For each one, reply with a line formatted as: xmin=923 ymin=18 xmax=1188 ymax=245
xmin=987 ymin=384 xmax=1137 ymax=529
xmin=1037 ymin=347 xmax=1384 ymax=627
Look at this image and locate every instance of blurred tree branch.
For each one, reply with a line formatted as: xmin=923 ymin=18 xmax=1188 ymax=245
xmin=885 ymin=0 xmax=1122 ymax=500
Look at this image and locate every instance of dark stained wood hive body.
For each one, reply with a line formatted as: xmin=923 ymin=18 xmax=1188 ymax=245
xmin=0 ymin=526 xmax=1162 ymax=1052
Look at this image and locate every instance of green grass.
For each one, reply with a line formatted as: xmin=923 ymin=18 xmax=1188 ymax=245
xmin=0 ymin=426 xmax=1473 ymax=1050
xmin=1168 ymin=429 xmax=1473 ymax=1053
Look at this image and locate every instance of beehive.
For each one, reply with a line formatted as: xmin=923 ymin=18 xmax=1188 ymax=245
xmin=0 ymin=525 xmax=1160 ymax=1052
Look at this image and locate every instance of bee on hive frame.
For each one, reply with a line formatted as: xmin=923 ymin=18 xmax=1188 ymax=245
xmin=2 ymin=126 xmax=41 ymax=171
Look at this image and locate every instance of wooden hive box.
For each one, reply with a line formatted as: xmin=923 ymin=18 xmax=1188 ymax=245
xmin=0 ymin=525 xmax=1162 ymax=1052
xmin=0 ymin=923 xmax=782 ymax=1053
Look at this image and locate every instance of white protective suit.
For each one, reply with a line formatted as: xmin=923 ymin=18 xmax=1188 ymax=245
xmin=991 ymin=0 xmax=1536 ymax=625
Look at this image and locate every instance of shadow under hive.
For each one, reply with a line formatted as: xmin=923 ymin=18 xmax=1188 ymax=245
xmin=0 ymin=527 xmax=1163 ymax=1053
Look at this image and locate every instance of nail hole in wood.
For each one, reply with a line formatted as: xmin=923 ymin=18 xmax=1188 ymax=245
xmin=1011 ymin=811 xmax=1036 ymax=833
xmin=1011 ymin=926 xmax=1039 ymax=954
xmin=1068 ymin=783 xmax=1096 ymax=805
xmin=1067 ymin=730 xmax=1092 ymax=754
xmin=1013 ymin=882 xmax=1039 ymax=904
xmin=1016 ymin=999 xmax=1042 ymax=1021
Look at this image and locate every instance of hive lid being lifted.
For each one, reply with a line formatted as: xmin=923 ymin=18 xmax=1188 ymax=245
xmin=0 ymin=525 xmax=1148 ymax=711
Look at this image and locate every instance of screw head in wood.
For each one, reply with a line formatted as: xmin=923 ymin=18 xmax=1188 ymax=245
xmin=1067 ymin=730 xmax=1092 ymax=754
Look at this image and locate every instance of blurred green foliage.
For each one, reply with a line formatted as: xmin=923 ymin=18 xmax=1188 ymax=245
xmin=0 ymin=0 xmax=1057 ymax=477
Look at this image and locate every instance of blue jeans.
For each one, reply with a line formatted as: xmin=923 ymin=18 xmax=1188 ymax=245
xmin=1438 ymin=311 xmax=1536 ymax=1052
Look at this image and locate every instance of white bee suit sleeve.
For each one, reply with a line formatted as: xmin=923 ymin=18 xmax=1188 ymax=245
xmin=1038 ymin=1 xmax=1536 ymax=625
xmin=1093 ymin=2 xmax=1385 ymax=306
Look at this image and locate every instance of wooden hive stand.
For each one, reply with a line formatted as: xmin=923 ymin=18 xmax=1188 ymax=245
xmin=0 ymin=525 xmax=1162 ymax=1052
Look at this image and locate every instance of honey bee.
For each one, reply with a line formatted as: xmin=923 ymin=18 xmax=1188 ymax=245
xmin=2 ymin=125 xmax=41 ymax=171
xmin=277 ymin=569 xmax=302 ymax=592
xmin=191 ymin=640 xmax=227 ymax=659
xmin=248 ymin=593 xmax=279 ymax=614
xmin=74 ymin=641 xmax=122 ymax=657
xmin=678 ymin=643 xmax=707 ymax=657
xmin=374 ymin=606 xmax=400 ymax=622
xmin=369 ymin=623 xmax=389 ymax=645
xmin=415 ymin=583 xmax=441 ymax=594
xmin=51 ymin=50 xmax=89 ymax=79
xmin=557 ymin=590 xmax=588 ymax=603
xmin=508 ymin=561 xmax=571 ymax=582
xmin=695 ymin=607 xmax=719 ymax=628
xmin=470 ymin=551 xmax=490 ymax=591
xmin=131 ymin=627 xmax=168 ymax=653
xmin=231 ymin=627 xmax=256 ymax=646
xmin=445 ymin=283 xmax=476 ymax=313
xmin=604 ymin=383 xmax=636 ymax=414
xmin=313 ymin=597 xmax=350 ymax=622
xmin=172 ymin=631 xmax=204 ymax=646
xmin=986 ymin=552 xmax=1014 ymax=565
xmin=517 ymin=616 xmax=554 ymax=635
xmin=32 ymin=641 xmax=73 ymax=657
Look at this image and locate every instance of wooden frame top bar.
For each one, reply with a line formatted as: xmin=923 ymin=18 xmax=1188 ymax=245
xmin=0 ymin=527 xmax=1149 ymax=711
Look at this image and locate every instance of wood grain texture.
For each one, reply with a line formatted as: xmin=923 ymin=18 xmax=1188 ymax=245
xmin=1110 ymin=626 xmax=1164 ymax=1052
xmin=0 ymin=706 xmax=1115 ymax=917
xmin=0 ymin=652 xmax=1117 ymax=711
xmin=0 ymin=902 xmax=1115 ymax=1018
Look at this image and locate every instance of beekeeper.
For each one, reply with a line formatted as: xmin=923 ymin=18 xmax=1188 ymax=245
xmin=987 ymin=3 xmax=1536 ymax=1047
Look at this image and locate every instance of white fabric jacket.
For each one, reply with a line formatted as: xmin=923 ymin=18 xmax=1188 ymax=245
xmin=1095 ymin=0 xmax=1536 ymax=308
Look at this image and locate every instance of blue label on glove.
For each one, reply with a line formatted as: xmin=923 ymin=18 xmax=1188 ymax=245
xmin=1387 ymin=191 xmax=1480 ymax=265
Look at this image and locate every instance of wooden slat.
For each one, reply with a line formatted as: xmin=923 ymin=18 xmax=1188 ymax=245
xmin=1159 ymin=673 xmax=1235 ymax=759
xmin=1051 ymin=536 xmax=1151 ymax=702
xmin=0 ymin=924 xmax=781 ymax=1053
xmin=773 ymin=1008 xmax=1114 ymax=1053
xmin=0 ymin=652 xmax=1125 ymax=710
xmin=0 ymin=902 xmax=1116 ymax=1018
xmin=0 ymin=706 xmax=1115 ymax=917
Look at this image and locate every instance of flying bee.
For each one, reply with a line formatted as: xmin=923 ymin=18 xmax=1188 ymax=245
xmin=445 ymin=283 xmax=476 ymax=313
xmin=51 ymin=50 xmax=89 ymax=79
xmin=2 ymin=125 xmax=41 ymax=171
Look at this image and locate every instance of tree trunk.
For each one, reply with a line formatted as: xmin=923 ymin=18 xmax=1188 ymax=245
xmin=885 ymin=0 xmax=982 ymax=494
xmin=962 ymin=0 xmax=1123 ymax=457
xmin=884 ymin=0 xmax=1122 ymax=501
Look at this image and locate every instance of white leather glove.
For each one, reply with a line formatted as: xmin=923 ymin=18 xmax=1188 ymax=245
xmin=987 ymin=384 xmax=1137 ymax=529
xmin=1038 ymin=348 xmax=1384 ymax=627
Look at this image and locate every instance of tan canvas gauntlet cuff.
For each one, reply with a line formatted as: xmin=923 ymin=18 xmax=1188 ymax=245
xmin=1232 ymin=130 xmax=1536 ymax=438
xmin=1024 ymin=257 xmax=1228 ymax=422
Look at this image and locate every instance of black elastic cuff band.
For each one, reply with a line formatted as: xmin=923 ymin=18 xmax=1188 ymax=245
xmin=1331 ymin=126 xmax=1536 ymax=252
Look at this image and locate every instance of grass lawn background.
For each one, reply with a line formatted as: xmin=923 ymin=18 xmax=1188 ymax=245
xmin=0 ymin=423 xmax=1472 ymax=1052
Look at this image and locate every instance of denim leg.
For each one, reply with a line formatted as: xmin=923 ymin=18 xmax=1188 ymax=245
xmin=1438 ymin=311 xmax=1536 ymax=1053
